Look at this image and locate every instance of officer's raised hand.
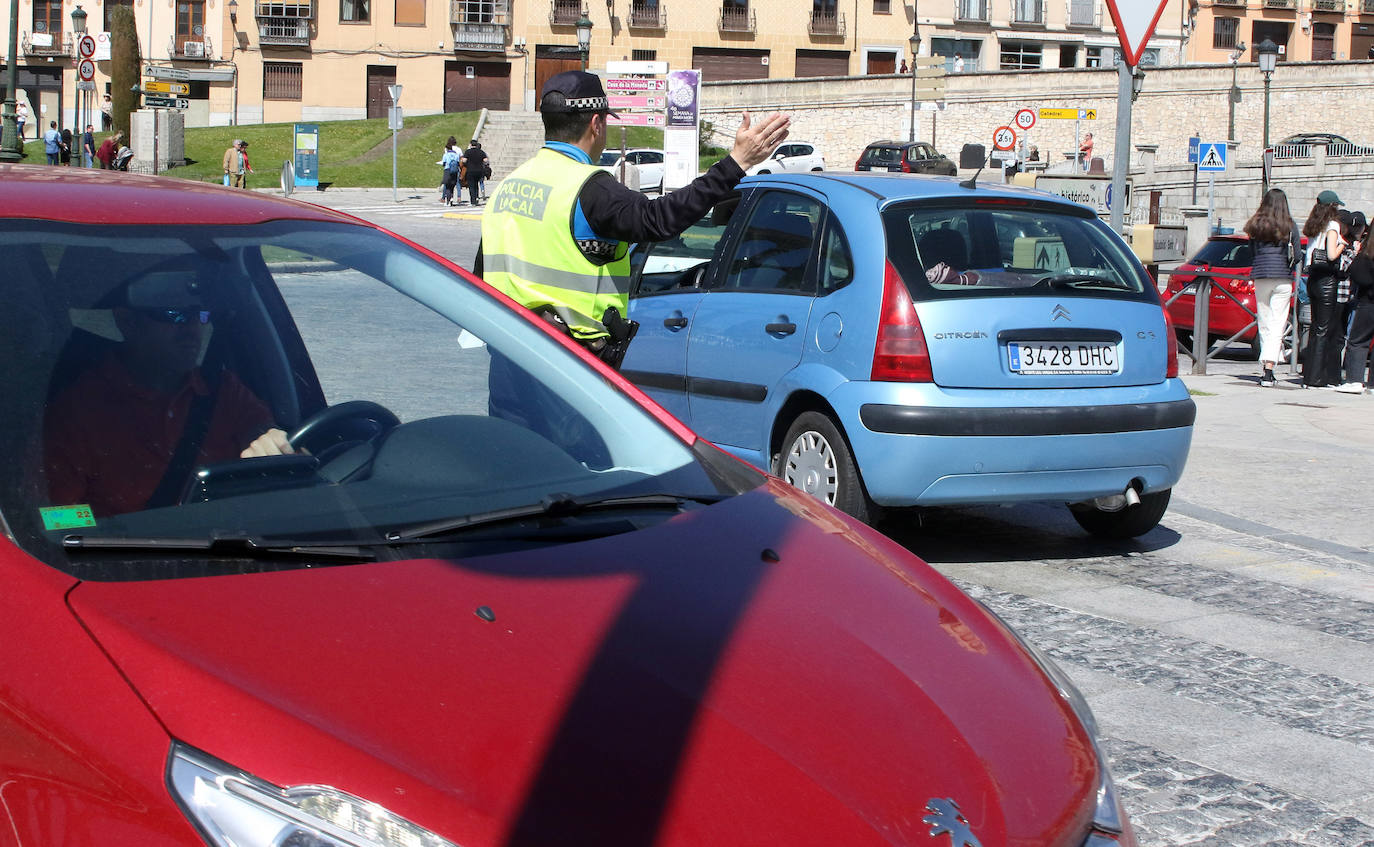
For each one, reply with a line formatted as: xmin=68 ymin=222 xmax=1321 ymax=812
xmin=729 ymin=111 xmax=792 ymax=172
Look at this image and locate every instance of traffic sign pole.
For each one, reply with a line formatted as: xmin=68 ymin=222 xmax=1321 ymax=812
xmin=1110 ymin=61 xmax=1131 ymax=234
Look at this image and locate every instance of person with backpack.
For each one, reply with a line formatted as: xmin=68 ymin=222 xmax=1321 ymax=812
xmin=439 ymin=136 xmax=461 ymax=206
xmin=1300 ymin=190 xmax=1348 ymax=388
xmin=1242 ymin=188 xmax=1302 ymax=387
xmin=459 ymin=139 xmax=489 ymax=206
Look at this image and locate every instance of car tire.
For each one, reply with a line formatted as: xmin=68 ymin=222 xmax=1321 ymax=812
xmin=775 ymin=412 xmax=872 ymax=524
xmin=1069 ymin=488 xmax=1171 ymax=539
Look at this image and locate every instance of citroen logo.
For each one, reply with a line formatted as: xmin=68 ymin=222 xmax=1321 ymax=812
xmin=1051 ymin=303 xmax=1072 ymax=322
xmin=923 ymin=798 xmax=982 ymax=847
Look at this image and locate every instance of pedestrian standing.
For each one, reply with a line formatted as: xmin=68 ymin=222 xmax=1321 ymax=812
xmin=59 ymin=127 xmax=73 ymax=165
xmin=43 ymin=121 xmax=62 ymax=165
xmin=459 ymin=139 xmax=488 ymax=206
xmin=1338 ymin=226 xmax=1374 ymax=394
xmin=953 ymin=53 xmax=964 ymax=73
xmin=1078 ymin=132 xmax=1094 ymax=171
xmin=101 ymin=93 xmax=113 ymax=130
xmin=1242 ymin=188 xmax=1302 ymax=387
xmin=81 ymin=124 xmax=96 ymax=168
xmin=223 ymin=139 xmax=252 ymax=188
xmin=16 ymin=99 xmax=27 ymax=140
xmin=1300 ymin=190 xmax=1347 ymax=388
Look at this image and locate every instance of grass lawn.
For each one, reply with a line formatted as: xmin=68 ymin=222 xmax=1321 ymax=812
xmin=171 ymin=115 xmax=729 ymax=188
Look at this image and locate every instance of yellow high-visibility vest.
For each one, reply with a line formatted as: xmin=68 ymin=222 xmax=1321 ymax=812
xmin=482 ymin=148 xmax=631 ymax=341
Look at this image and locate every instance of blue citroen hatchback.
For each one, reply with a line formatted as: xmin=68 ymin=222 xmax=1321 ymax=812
xmin=620 ymin=173 xmax=1195 ymax=537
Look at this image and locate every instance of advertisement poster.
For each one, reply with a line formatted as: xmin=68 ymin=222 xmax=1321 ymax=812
xmin=664 ymin=69 xmax=701 ymax=191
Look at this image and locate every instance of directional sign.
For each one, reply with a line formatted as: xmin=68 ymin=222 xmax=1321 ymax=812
xmin=143 ymin=96 xmax=177 ymax=108
xmin=606 ymin=60 xmax=668 ymax=75
xmin=1039 ymin=108 xmax=1078 ymax=120
xmin=1105 ymin=0 xmax=1170 ymax=67
xmin=1197 ymin=141 xmax=1228 ymax=172
xmin=144 ymin=80 xmax=190 ymax=95
xmin=147 ymin=65 xmax=192 ymax=80
xmin=992 ymin=126 xmax=1017 ymax=151
xmin=606 ymin=111 xmax=664 ymax=127
xmin=605 ymin=77 xmax=667 ymax=92
xmin=77 ymin=34 xmax=97 ymax=58
xmin=1014 ymin=108 xmax=1036 ymax=131
xmin=608 ymin=93 xmax=666 ymax=111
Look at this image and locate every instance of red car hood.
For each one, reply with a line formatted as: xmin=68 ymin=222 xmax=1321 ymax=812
xmin=70 ymin=484 xmax=1096 ymax=846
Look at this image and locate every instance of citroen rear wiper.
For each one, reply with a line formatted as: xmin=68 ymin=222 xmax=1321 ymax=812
xmin=1035 ymin=272 xmax=1131 ymax=290
xmin=387 ymin=491 xmax=727 ymax=543
xmin=63 ymin=533 xmax=376 ymax=561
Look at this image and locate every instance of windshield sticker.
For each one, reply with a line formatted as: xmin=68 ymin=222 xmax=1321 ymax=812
xmin=40 ymin=504 xmax=97 ymax=531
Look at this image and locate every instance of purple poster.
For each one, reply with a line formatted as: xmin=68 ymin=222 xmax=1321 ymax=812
xmin=666 ymin=69 xmax=700 ymax=129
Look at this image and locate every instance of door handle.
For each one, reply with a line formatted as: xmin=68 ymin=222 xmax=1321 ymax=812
xmin=765 ymin=322 xmax=797 ymax=336
xmin=663 ymin=316 xmax=689 ymax=329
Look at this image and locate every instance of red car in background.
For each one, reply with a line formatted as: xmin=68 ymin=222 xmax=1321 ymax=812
xmin=1164 ymin=233 xmax=1309 ymax=360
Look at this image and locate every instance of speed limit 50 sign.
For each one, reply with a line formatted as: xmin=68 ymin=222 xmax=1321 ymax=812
xmin=992 ymin=126 xmax=1017 ymax=151
xmin=1014 ymin=108 xmax=1036 ymax=131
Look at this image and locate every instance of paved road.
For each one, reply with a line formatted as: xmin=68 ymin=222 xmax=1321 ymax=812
xmin=286 ymin=187 xmax=1374 ymax=847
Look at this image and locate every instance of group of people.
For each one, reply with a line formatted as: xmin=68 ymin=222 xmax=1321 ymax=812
xmin=39 ymin=122 xmax=127 ymax=170
xmin=438 ymin=137 xmax=489 ymax=206
xmin=1242 ymin=187 xmax=1374 ymax=394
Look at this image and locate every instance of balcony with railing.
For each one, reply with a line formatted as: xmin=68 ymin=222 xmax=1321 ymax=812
xmin=549 ymin=0 xmax=582 ymax=25
xmin=1011 ymin=0 xmax=1046 ymax=25
xmin=22 ymin=30 xmax=71 ymax=56
xmin=1262 ymin=0 xmax=1295 ymax=8
xmin=1363 ymin=0 xmax=1374 ymax=13
xmin=808 ymin=9 xmax=845 ymax=35
xmin=719 ymin=5 xmax=755 ymax=31
xmin=956 ymin=0 xmax=989 ymax=22
xmin=169 ymin=35 xmax=214 ymax=59
xmin=1213 ymin=0 xmax=1245 ymax=6
xmin=256 ymin=0 xmax=313 ymax=46
xmin=628 ymin=1 xmax=667 ymax=28
xmin=1067 ymin=0 xmax=1100 ymax=27
xmin=451 ymin=0 xmax=508 ymax=49
xmin=1311 ymin=0 xmax=1343 ymax=11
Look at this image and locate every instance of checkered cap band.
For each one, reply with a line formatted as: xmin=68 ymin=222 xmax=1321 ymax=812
xmin=564 ymin=96 xmax=610 ymax=112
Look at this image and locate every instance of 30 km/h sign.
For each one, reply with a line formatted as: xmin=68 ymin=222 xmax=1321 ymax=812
xmin=144 ymin=80 xmax=191 ymax=95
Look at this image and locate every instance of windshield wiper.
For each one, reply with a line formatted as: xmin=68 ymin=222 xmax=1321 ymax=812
xmin=387 ymin=491 xmax=727 ymax=542
xmin=63 ymin=533 xmax=376 ymax=561
xmin=1035 ymin=272 xmax=1131 ymax=290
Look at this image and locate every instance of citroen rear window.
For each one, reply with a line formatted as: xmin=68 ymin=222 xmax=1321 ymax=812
xmin=881 ymin=200 xmax=1158 ymax=302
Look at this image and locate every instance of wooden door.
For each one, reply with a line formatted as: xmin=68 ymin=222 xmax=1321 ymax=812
xmin=366 ymin=65 xmax=396 ymax=120
xmin=534 ymin=47 xmax=582 ymax=107
xmin=444 ymin=61 xmax=511 ymax=113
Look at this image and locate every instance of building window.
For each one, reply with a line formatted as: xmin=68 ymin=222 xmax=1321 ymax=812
xmin=1000 ymin=41 xmax=1041 ymax=69
xmin=176 ymin=0 xmax=206 ymax=44
xmin=395 ymin=0 xmax=423 ymax=25
xmin=631 ymin=48 xmax=656 ymax=61
xmin=32 ymin=0 xmax=62 ymax=38
xmin=103 ymin=0 xmax=135 ymax=32
xmin=874 ymin=0 xmax=890 ymax=11
xmin=1213 ymin=17 xmax=1239 ymax=50
xmin=340 ymin=0 xmax=369 ymax=20
xmin=1085 ymin=46 xmax=1102 ymax=66
xmin=264 ymin=61 xmax=303 ymax=99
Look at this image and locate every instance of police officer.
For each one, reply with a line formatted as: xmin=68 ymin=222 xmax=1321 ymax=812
xmin=479 ymin=70 xmax=789 ymax=365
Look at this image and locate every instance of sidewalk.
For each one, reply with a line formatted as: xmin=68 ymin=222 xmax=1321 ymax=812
xmin=1172 ymin=350 xmax=1374 ymax=563
xmin=276 ymin=185 xmax=488 ymax=219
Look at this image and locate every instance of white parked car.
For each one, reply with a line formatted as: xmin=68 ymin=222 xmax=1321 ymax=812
xmin=597 ymin=148 xmax=665 ymax=192
xmin=745 ymin=141 xmax=825 ymax=175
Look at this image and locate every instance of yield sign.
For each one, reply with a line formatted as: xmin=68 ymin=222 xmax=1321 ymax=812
xmin=1105 ymin=0 xmax=1170 ymax=67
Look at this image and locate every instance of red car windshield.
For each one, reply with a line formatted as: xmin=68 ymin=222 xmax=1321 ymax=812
xmin=1190 ymin=239 xmax=1253 ymax=268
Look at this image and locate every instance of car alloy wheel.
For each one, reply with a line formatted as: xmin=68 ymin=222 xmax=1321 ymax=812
xmin=777 ymin=411 xmax=872 ymax=523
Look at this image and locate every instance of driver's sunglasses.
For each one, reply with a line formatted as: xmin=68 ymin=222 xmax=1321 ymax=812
xmin=140 ymin=308 xmax=212 ymax=325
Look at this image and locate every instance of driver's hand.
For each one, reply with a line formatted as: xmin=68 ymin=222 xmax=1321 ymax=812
xmin=241 ymin=427 xmax=294 ymax=458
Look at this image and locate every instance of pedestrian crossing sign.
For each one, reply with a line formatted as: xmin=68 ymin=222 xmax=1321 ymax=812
xmin=1198 ymin=142 xmax=1228 ymax=172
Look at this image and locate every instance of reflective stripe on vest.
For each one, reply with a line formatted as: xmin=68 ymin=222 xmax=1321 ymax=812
xmin=481 ymin=148 xmax=631 ymax=340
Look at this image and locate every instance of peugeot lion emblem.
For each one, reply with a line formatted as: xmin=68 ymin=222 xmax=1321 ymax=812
xmin=923 ymin=798 xmax=982 ymax=847
xmin=1051 ymin=303 xmax=1072 ymax=322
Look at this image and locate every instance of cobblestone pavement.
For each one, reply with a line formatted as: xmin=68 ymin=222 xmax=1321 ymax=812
xmin=295 ymin=192 xmax=1374 ymax=847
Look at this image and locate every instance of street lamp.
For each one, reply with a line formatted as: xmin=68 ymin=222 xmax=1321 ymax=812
xmin=1226 ymin=41 xmax=1245 ymax=143
xmin=1 ymin=0 xmax=20 ymax=161
xmin=576 ymin=10 xmax=593 ymax=71
xmin=72 ymin=4 xmax=88 ymax=166
xmin=907 ymin=9 xmax=920 ymax=143
xmin=1257 ymin=37 xmax=1278 ymax=192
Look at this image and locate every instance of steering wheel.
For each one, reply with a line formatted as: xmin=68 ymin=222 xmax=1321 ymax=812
xmin=288 ymin=400 xmax=401 ymax=460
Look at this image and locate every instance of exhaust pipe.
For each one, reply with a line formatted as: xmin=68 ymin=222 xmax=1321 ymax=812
xmin=1083 ymin=482 xmax=1143 ymax=513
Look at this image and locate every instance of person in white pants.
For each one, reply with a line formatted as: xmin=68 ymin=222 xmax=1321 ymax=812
xmin=1242 ymin=188 xmax=1302 ymax=387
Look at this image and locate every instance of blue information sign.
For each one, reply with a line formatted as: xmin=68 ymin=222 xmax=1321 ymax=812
xmin=1188 ymin=136 xmax=1200 ymax=165
xmin=293 ymin=123 xmax=319 ymax=189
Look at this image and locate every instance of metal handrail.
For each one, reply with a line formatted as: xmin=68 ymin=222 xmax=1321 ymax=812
xmin=1155 ymin=267 xmax=1301 ymax=376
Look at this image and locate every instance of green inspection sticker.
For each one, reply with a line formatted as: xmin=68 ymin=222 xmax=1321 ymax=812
xmin=40 ymin=505 xmax=97 ymax=531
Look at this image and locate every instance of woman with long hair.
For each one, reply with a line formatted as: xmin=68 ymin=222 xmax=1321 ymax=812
xmin=1338 ymin=215 xmax=1374 ymax=393
xmin=1243 ymin=188 xmax=1301 ymax=387
xmin=1300 ymin=192 xmax=1348 ymax=387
